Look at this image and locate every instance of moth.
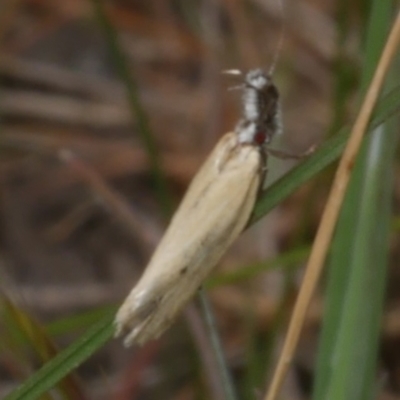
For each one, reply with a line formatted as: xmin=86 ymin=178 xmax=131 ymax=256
xmin=115 ymin=68 xmax=281 ymax=346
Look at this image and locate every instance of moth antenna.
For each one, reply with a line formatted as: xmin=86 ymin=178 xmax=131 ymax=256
xmin=268 ymin=0 xmax=286 ymax=76
xmin=221 ymin=69 xmax=243 ymax=76
xmin=227 ymin=84 xmax=245 ymax=91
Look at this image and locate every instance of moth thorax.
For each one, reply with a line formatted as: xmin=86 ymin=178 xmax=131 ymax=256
xmin=236 ymin=69 xmax=281 ymax=146
xmin=243 ymin=89 xmax=260 ymax=121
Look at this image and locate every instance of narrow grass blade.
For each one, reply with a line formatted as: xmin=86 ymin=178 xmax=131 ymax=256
xmin=313 ymin=1 xmax=398 ymax=398
xmin=4 ymin=313 xmax=114 ymax=400
xmin=250 ymin=82 xmax=400 ymax=225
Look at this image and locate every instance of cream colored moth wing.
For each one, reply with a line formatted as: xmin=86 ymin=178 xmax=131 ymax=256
xmin=115 ymin=132 xmax=263 ymax=346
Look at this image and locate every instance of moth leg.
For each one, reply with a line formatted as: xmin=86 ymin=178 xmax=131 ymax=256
xmin=222 ymin=69 xmax=245 ymax=91
xmin=266 ymin=144 xmax=316 ymax=160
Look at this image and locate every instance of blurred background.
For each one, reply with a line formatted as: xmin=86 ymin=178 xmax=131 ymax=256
xmin=0 ymin=0 xmax=399 ymax=399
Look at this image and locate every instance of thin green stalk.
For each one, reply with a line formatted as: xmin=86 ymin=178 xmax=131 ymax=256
xmin=91 ymin=0 xmax=173 ymax=216
xmin=329 ymin=0 xmax=358 ymax=135
xmin=198 ymin=288 xmax=239 ymax=400
xmin=207 ymin=245 xmax=309 ymax=288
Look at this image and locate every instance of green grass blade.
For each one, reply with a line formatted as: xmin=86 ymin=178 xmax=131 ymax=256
xmin=45 ymin=305 xmax=116 ymax=337
xmin=4 ymin=313 xmax=114 ymax=400
xmin=206 ymin=246 xmax=309 ymax=288
xmin=313 ymin=0 xmax=397 ymax=398
xmin=250 ymin=82 xmax=400 ymax=225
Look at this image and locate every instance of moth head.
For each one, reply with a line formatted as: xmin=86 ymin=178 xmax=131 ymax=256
xmin=244 ymin=69 xmax=271 ymax=90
